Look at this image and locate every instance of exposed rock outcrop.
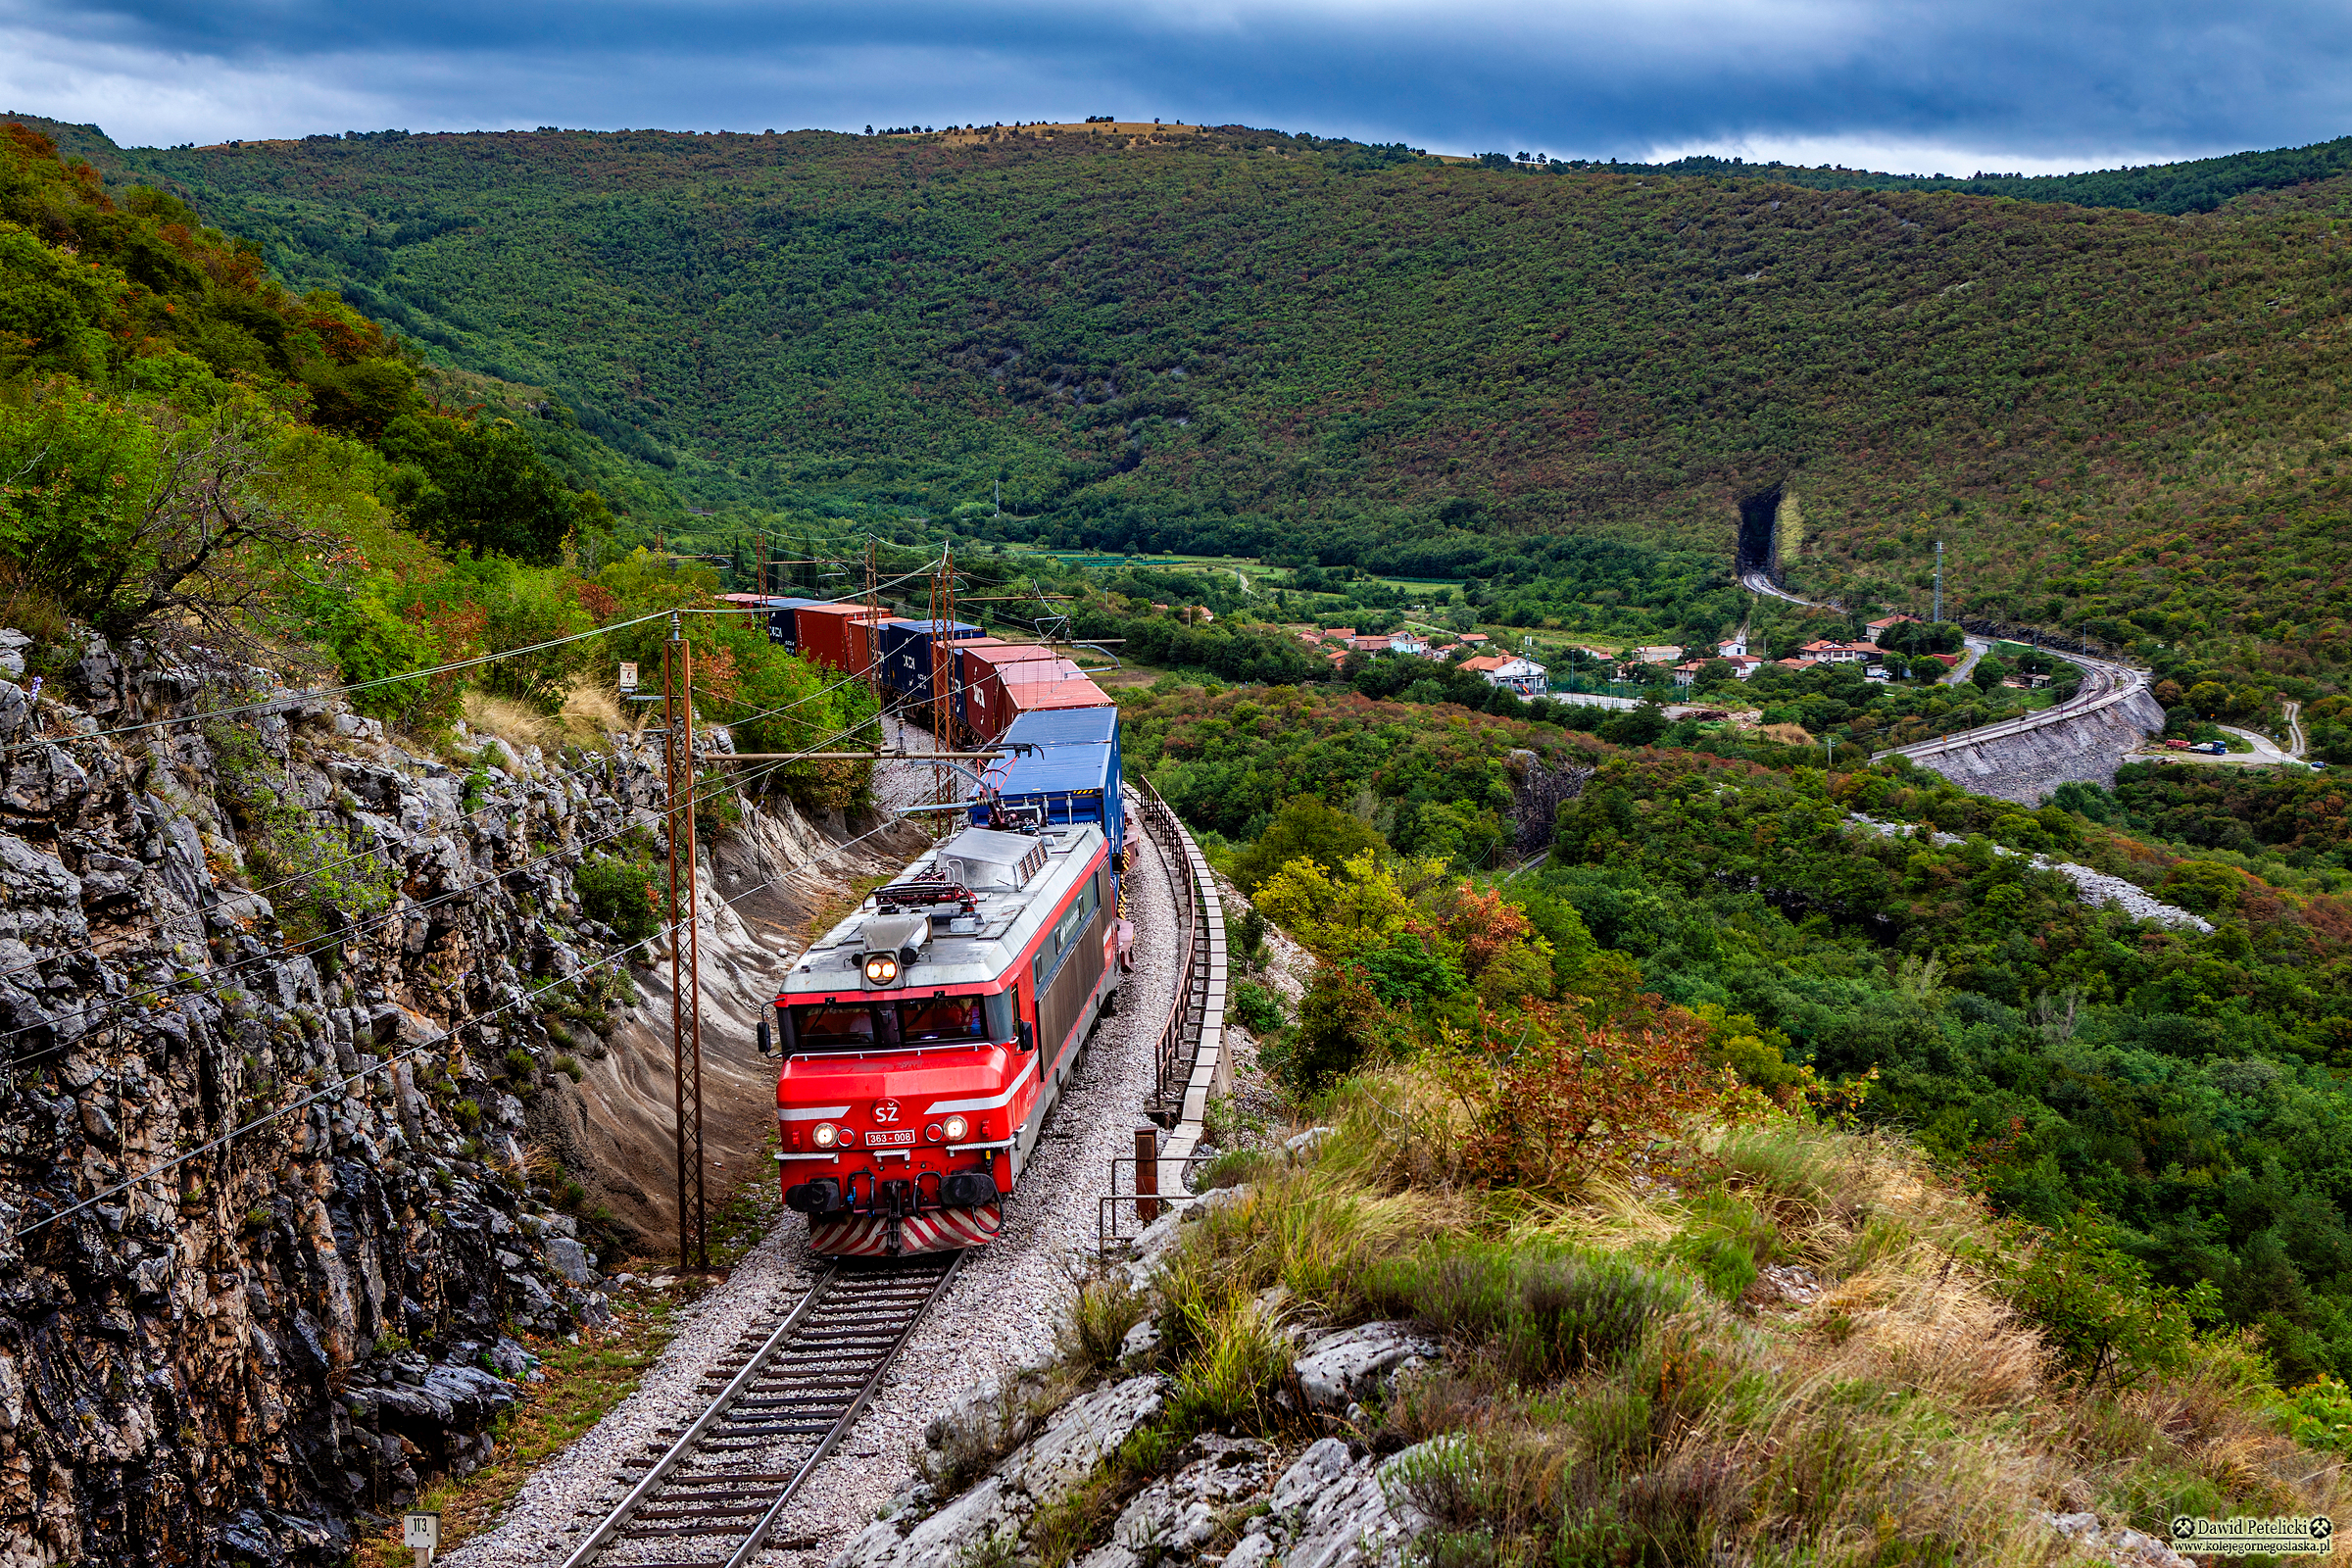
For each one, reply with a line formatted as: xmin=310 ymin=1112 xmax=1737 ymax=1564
xmin=0 ymin=632 xmax=901 ymax=1564
xmin=835 ymin=1376 xmax=1170 ymax=1568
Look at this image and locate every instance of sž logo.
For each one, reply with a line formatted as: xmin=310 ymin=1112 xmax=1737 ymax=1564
xmin=873 ymin=1100 xmax=901 ymax=1122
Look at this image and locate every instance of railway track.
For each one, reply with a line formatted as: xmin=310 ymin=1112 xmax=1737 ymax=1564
xmin=553 ymin=1252 xmax=963 ymax=1568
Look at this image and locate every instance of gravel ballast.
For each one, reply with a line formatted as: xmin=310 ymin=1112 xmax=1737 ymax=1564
xmin=445 ymin=791 xmax=1184 ymax=1568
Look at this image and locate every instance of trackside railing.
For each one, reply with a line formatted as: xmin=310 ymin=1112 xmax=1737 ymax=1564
xmin=1134 ymin=779 xmax=1208 ymax=1116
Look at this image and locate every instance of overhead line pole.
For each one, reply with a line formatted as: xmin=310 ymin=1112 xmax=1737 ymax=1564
xmin=864 ymin=542 xmax=882 ymax=714
xmin=662 ymin=615 xmax=710 ymax=1273
xmin=933 ymin=543 xmax=957 ymax=818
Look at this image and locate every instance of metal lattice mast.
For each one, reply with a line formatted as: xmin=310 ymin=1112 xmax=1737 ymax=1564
xmin=662 ymin=617 xmax=709 ymax=1272
xmin=864 ymin=542 xmax=882 ymax=711
xmin=932 ymin=545 xmax=957 ymax=819
xmin=1934 ymin=539 xmax=1944 ymax=624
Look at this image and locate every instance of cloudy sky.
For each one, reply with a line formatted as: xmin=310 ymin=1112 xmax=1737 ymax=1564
xmin=3 ymin=0 xmax=2347 ymax=174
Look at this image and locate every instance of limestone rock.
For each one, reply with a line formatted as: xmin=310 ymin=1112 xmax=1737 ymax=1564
xmin=1219 ymin=1436 xmax=1435 ymax=1568
xmin=1293 ymin=1322 xmax=1441 ymax=1414
xmin=1074 ymin=1435 xmax=1273 ymax=1568
xmin=834 ymin=1376 xmax=1167 ymax=1568
xmin=544 ymin=1236 xmax=596 ymax=1286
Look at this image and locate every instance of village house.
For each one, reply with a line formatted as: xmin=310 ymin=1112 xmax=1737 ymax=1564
xmin=1461 ymin=654 xmax=1549 ymax=697
xmin=1866 ymin=613 xmax=1922 ymax=642
xmin=1673 ymin=654 xmax=1765 ymax=686
xmin=1797 ymin=639 xmax=1885 ymax=665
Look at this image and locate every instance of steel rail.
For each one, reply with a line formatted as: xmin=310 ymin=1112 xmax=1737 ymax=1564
xmin=555 ymin=1251 xmax=963 ymax=1568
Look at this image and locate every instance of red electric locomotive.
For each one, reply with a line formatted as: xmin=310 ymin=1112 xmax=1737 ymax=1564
xmin=763 ymin=818 xmax=1121 ymax=1255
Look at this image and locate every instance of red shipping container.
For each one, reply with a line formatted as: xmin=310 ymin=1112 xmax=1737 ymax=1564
xmin=998 ymin=669 xmax=1113 ymax=729
xmin=964 ymin=649 xmax=1082 ymax=747
xmin=852 ymin=616 xmax=914 ymax=682
xmin=794 ymin=603 xmax=889 ymax=675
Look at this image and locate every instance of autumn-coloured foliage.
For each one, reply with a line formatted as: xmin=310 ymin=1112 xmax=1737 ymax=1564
xmin=1450 ymin=1004 xmax=1733 ymax=1192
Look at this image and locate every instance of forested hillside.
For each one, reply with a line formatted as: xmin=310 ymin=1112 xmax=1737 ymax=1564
xmin=0 ymin=121 xmax=874 ymax=794
xmin=1613 ymin=132 xmax=2352 ymax=214
xmin=21 ymin=114 xmax=2352 ymax=699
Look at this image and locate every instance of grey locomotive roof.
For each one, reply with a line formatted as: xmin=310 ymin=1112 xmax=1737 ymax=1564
xmin=779 ymin=822 xmax=1106 ymax=996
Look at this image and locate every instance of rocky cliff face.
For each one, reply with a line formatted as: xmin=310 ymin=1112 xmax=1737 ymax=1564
xmin=0 ymin=632 xmax=886 ymax=1566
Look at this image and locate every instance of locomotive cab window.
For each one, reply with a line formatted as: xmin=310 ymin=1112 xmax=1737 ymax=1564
xmin=900 ymin=996 xmax=985 ymax=1044
xmin=788 ymin=998 xmax=1012 ymax=1052
xmin=788 ymin=1003 xmax=904 ymax=1051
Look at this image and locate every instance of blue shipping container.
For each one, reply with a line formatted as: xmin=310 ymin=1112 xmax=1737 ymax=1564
xmin=971 ymin=741 xmax=1122 ymax=866
xmin=1001 ymin=709 xmax=1121 ymax=808
xmin=879 ymin=619 xmax=985 ymax=703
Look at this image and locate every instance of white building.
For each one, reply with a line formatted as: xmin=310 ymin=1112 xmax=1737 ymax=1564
xmin=1462 ymin=655 xmax=1549 ymax=697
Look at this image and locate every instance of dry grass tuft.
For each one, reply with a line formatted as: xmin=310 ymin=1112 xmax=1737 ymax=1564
xmin=463 ymin=691 xmax=564 ymax=755
xmin=1161 ymin=1069 xmax=2352 ymax=1567
xmin=557 ymin=680 xmax=636 ymax=742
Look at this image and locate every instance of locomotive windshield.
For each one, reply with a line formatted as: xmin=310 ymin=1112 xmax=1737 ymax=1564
xmin=785 ymin=993 xmax=1013 ymax=1054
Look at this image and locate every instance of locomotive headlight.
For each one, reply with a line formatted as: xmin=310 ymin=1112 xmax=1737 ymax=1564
xmin=943 ymin=1114 xmax=969 ymax=1143
xmin=811 ymin=1121 xmax=839 ymax=1149
xmin=862 ymin=954 xmax=899 ymax=985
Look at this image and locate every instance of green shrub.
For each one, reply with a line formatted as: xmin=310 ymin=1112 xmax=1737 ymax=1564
xmin=1362 ymin=1242 xmax=1689 ymax=1384
xmin=1666 ymin=1195 xmax=1778 ymax=1301
xmin=1232 ymin=980 xmax=1285 ymax=1034
xmin=1980 ymin=1212 xmax=2219 ymax=1392
xmin=503 ymin=1047 xmax=535 ymax=1082
xmin=553 ymin=1054 xmax=584 ymax=1082
xmin=2272 ymin=1374 xmax=2352 ymax=1455
xmin=453 ymin=1098 xmax=482 ymax=1130
xmin=575 ymin=855 xmax=659 ymax=943
xmin=1193 ymin=1148 xmax=1273 ymax=1191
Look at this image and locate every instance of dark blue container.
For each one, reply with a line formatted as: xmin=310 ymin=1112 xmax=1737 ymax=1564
xmin=878 ymin=619 xmax=985 ymax=704
xmin=1001 ymin=708 xmax=1121 ymax=806
xmin=761 ymin=597 xmax=820 ymax=650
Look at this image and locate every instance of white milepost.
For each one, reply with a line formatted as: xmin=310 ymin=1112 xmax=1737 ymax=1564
xmin=404 ymin=1512 xmax=440 ymax=1568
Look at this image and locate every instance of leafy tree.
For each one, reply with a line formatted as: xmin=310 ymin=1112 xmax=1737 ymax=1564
xmin=379 ymin=414 xmax=605 ymax=564
xmin=1227 ymin=794 xmax=1391 ymax=893
xmin=0 ymin=392 xmax=340 ymax=646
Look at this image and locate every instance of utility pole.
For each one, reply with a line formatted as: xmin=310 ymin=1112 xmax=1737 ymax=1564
xmin=929 ymin=545 xmax=958 ymax=815
xmin=864 ymin=541 xmax=882 ymax=711
xmin=1933 ymin=540 xmax=1944 ymax=624
xmin=662 ymin=616 xmax=709 ymax=1272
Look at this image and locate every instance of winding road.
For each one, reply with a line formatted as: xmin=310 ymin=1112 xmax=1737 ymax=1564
xmin=1739 ymin=569 xmax=2157 ymax=763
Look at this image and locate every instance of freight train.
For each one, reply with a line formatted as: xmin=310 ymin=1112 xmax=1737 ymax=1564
xmin=735 ymin=595 xmax=1127 ymax=1255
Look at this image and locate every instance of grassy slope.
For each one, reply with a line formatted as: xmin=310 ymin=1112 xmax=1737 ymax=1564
xmin=21 ymin=116 xmax=2352 ymax=680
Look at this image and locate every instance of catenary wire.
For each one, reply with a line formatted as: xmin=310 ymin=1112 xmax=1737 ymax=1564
xmin=14 ymin=809 xmax=918 ymax=1238
xmin=0 ymin=553 xmax=946 ymax=760
xmin=0 ymin=719 xmax=885 ymax=1071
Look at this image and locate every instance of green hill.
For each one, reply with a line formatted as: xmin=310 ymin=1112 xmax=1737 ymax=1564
xmin=1599 ymin=133 xmax=2352 ymax=214
xmin=20 ymin=115 xmax=2352 ymax=692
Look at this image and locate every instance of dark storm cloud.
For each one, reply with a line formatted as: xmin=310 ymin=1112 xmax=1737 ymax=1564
xmin=5 ymin=0 xmax=2349 ymax=172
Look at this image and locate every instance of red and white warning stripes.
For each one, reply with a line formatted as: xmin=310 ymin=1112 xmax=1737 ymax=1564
xmin=809 ymin=1203 xmax=1003 ymax=1256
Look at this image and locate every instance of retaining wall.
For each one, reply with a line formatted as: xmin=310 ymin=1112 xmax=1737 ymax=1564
xmin=1906 ymin=688 xmax=2168 ymax=804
